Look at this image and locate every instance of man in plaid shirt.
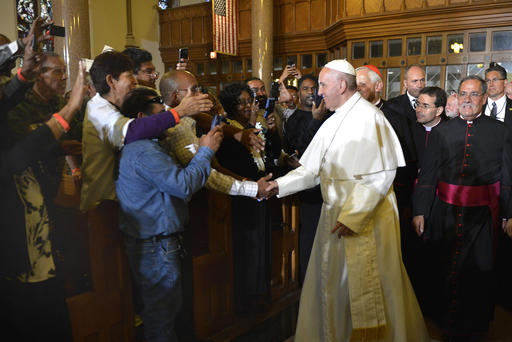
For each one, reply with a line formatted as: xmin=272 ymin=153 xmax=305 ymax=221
xmin=159 ymin=70 xmax=271 ymax=198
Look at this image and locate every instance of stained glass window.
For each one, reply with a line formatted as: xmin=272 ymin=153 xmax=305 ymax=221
xmin=158 ymin=0 xmax=169 ymax=10
xmin=17 ymin=0 xmax=38 ymax=38
xmin=17 ymin=0 xmax=54 ymax=51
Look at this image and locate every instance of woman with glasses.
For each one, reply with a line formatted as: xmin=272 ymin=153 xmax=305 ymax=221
xmin=216 ymin=83 xmax=281 ymax=314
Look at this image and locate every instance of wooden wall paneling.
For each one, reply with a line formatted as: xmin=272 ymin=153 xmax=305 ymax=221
xmin=181 ymin=19 xmax=191 ymax=45
xmin=295 ymin=1 xmax=310 ymax=32
xmin=171 ymin=20 xmax=181 ymax=46
xmin=428 ymin=0 xmax=444 ymax=6
xmin=281 ymin=3 xmax=295 ymax=34
xmin=384 ymin=0 xmax=402 ymax=11
xmin=311 ymin=0 xmax=326 ymax=30
xmin=346 ymin=0 xmax=363 ymax=17
xmin=192 ymin=17 xmax=203 ymax=43
xmin=203 ymin=15 xmax=212 ymax=44
xmin=405 ymin=0 xmax=423 ymax=9
xmin=365 ymin=0 xmax=382 ymax=14
xmin=238 ymin=9 xmax=251 ymax=40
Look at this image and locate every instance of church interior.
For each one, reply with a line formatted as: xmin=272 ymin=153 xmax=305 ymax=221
xmin=1 ymin=0 xmax=512 ymax=341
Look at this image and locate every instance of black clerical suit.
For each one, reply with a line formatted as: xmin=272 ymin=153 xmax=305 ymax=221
xmin=412 ymin=118 xmax=447 ymax=171
xmin=387 ymin=92 xmax=417 ymax=122
xmin=413 ymin=115 xmax=512 ymax=337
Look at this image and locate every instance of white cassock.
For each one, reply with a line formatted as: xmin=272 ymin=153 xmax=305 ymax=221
xmin=276 ymin=92 xmax=429 ymax=341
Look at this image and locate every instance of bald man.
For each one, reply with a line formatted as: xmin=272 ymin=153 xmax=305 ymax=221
xmin=159 ymin=70 xmax=270 ymax=198
xmin=388 ymin=64 xmax=426 ymax=122
xmin=265 ymin=60 xmax=428 ymax=342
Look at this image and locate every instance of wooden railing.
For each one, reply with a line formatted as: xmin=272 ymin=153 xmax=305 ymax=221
xmin=55 ymin=172 xmax=300 ymax=340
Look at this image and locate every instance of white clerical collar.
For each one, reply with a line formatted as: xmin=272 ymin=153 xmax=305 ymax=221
xmin=423 ymin=118 xmax=442 ymax=131
xmin=460 ymin=113 xmax=482 ymax=124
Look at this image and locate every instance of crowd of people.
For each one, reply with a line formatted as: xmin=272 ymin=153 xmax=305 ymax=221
xmin=1 ymin=17 xmax=512 ymax=342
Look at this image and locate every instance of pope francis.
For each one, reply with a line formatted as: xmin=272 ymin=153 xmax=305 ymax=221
xmin=266 ymin=59 xmax=429 ymax=341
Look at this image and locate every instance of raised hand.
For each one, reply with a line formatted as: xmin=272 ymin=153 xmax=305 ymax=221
xmin=312 ymin=96 xmax=327 ymax=120
xmin=199 ymin=125 xmax=223 ymax=152
xmin=175 ymin=89 xmax=213 ymax=117
xmin=233 ymin=128 xmax=265 ymax=152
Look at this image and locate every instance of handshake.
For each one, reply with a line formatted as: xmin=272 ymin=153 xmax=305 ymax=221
xmin=255 ymin=174 xmax=279 ymax=200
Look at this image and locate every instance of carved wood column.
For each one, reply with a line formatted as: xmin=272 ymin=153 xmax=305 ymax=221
xmin=251 ymin=0 xmax=273 ymax=88
xmin=125 ymin=0 xmax=136 ymax=47
xmin=52 ymin=0 xmax=91 ymax=87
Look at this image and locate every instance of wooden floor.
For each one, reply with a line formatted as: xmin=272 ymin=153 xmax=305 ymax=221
xmin=283 ymin=305 xmax=512 ymax=342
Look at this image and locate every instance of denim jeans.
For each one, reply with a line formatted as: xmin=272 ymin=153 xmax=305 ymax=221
xmin=124 ymin=234 xmax=184 ymax=342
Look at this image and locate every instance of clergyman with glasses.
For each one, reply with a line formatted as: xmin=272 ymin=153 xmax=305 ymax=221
xmin=412 ymin=75 xmax=512 ymax=340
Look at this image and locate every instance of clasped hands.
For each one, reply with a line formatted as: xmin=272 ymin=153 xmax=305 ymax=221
xmin=256 ymin=175 xmax=278 ymax=200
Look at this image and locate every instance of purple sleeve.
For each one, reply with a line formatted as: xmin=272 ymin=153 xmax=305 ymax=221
xmin=124 ymin=110 xmax=178 ymax=145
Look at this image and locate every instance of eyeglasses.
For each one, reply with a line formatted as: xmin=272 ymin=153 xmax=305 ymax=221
xmin=236 ymin=99 xmax=254 ymax=106
xmin=250 ymin=86 xmax=265 ymax=93
xmin=416 ymin=102 xmax=436 ymax=110
xmin=458 ymin=91 xmax=482 ymax=99
xmin=140 ymin=69 xmax=160 ymax=78
xmin=485 ymin=78 xmax=506 ymax=84
xmin=176 ymin=85 xmax=203 ymax=94
xmin=146 ymin=96 xmax=164 ymax=105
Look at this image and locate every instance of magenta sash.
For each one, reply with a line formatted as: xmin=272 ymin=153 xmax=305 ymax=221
xmin=437 ymin=181 xmax=500 ymax=229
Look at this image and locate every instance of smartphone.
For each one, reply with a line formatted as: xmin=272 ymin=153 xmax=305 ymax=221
xmin=314 ymin=88 xmax=323 ymax=107
xmin=48 ymin=24 xmax=65 ymax=37
xmin=178 ymin=47 xmax=189 ymax=61
xmin=210 ymin=114 xmax=222 ymax=130
xmin=270 ymin=81 xmax=280 ymax=99
xmin=31 ymin=34 xmax=38 ymax=51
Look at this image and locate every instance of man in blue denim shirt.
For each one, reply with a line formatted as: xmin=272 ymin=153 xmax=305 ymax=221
xmin=116 ymin=88 xmax=223 ymax=342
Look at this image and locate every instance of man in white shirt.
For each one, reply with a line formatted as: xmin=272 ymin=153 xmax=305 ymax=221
xmin=81 ymin=51 xmax=212 ymax=211
xmin=483 ymin=62 xmax=511 ymax=126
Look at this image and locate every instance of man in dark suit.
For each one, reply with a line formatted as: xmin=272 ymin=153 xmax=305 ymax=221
xmin=356 ymin=65 xmax=418 ymax=277
xmin=387 ymin=64 xmax=426 ymax=123
xmin=483 ymin=62 xmax=512 ymax=126
xmin=484 ymin=62 xmax=512 ymax=311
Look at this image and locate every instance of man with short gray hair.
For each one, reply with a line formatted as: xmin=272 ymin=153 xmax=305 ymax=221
xmin=413 ymin=75 xmax=512 ymax=339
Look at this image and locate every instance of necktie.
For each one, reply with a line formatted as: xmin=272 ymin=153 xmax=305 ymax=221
xmin=413 ymin=98 xmax=418 ymax=110
xmin=490 ymin=102 xmax=497 ymax=119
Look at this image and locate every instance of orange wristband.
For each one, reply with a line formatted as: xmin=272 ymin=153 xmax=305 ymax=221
xmin=170 ymin=108 xmax=180 ymax=124
xmin=52 ymin=113 xmax=70 ymax=132
xmin=17 ymin=68 xmax=28 ymax=82
xmin=71 ymin=168 xmax=81 ymax=175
